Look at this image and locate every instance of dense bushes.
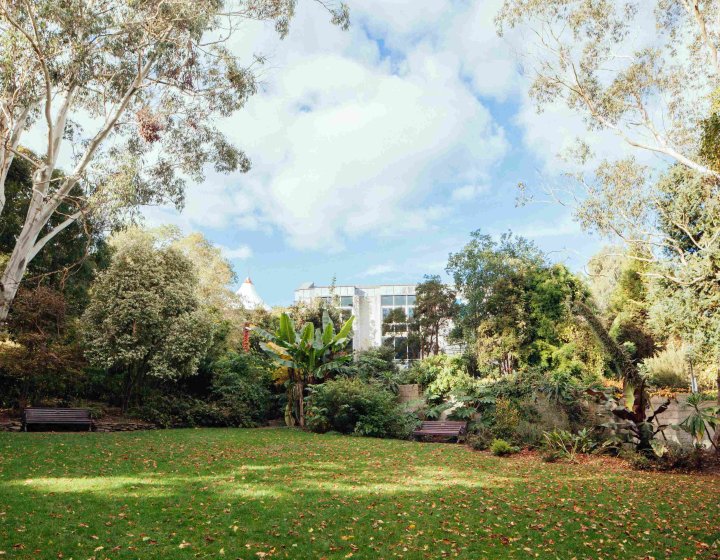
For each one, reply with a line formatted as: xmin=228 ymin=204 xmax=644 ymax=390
xmin=337 ymin=347 xmax=402 ymax=393
xmin=641 ymin=346 xmax=688 ymax=389
xmin=405 ymin=354 xmax=481 ymax=397
xmin=137 ymin=352 xmax=273 ymax=428
xmin=306 ymin=377 xmax=417 ymax=439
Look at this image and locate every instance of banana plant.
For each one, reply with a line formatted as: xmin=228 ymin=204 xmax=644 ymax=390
xmin=676 ymin=393 xmax=719 ymax=452
xmin=255 ymin=311 xmax=354 ymax=427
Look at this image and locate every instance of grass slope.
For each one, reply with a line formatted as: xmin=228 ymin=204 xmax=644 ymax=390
xmin=0 ymin=428 xmax=718 ymax=559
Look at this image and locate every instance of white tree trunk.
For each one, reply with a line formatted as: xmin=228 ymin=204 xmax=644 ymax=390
xmin=0 ymin=214 xmax=43 ymax=322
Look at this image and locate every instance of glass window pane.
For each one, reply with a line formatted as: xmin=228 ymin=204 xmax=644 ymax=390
xmin=407 ymin=295 xmax=416 ymax=305
xmin=340 ymin=296 xmax=353 ymax=307
xmin=408 ymin=337 xmax=420 ymax=360
xmin=382 ymin=307 xmax=391 ymax=318
xmin=394 ymin=337 xmax=408 ymax=360
xmin=394 ymin=295 xmax=406 ymax=306
xmin=407 ymin=307 xmax=414 ymax=319
xmin=381 ymin=295 xmax=393 ymax=305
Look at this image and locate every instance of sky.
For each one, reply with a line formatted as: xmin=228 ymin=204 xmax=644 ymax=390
xmin=38 ymin=0 xmax=645 ymax=307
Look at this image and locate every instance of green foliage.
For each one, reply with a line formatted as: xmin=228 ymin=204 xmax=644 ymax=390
xmin=542 ymin=429 xmax=596 ymax=462
xmin=490 ymin=438 xmax=519 ymax=456
xmin=490 ymin=397 xmax=521 ymax=440
xmin=601 ymin=256 xmax=656 ymax=362
xmin=513 ymin=420 xmax=545 ymax=448
xmin=337 ymin=347 xmax=402 ymax=393
xmin=0 ymin=286 xmax=84 ymax=407
xmin=414 ymin=354 xmax=481 ymax=398
xmin=641 ymin=346 xmax=688 ymax=389
xmin=137 ymin=394 xmax=262 ymax=429
xmin=412 ymin=275 xmax=458 ymax=356
xmin=676 ymin=393 xmax=719 ymax=451
xmin=81 ymin=228 xmax=215 ymax=410
xmin=447 ymin=230 xmax=594 ymax=375
xmin=210 ymin=352 xmax=273 ymax=425
xmin=306 ymin=377 xmax=416 ymax=439
xmin=466 ymin=426 xmax=495 ymax=450
xmin=255 ymin=310 xmax=354 ymax=427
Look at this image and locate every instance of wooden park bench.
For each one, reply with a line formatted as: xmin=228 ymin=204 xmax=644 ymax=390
xmin=412 ymin=420 xmax=467 ymax=443
xmin=22 ymin=408 xmax=93 ymax=432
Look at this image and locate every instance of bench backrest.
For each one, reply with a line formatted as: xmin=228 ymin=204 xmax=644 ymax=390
xmin=419 ymin=421 xmax=466 ymax=428
xmin=415 ymin=421 xmax=467 ymax=434
xmin=23 ymin=408 xmax=92 ymax=423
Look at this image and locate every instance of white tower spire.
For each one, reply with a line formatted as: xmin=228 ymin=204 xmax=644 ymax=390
xmin=235 ymin=277 xmax=270 ymax=311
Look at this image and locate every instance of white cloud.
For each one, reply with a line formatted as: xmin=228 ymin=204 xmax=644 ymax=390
xmin=451 ymin=184 xmax=488 ymax=202
xmin=510 ymin=213 xmax=582 ymax=240
xmin=165 ymin=3 xmax=509 ymax=252
xmin=361 ymin=263 xmax=396 ymax=277
xmin=218 ymin=244 xmax=253 ymax=260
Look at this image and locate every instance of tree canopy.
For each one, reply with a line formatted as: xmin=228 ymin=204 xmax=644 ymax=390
xmin=0 ymin=0 xmax=349 ymax=321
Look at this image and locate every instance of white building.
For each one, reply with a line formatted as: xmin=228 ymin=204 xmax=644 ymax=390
xmin=295 ymin=282 xmax=458 ymax=361
xmin=236 ymin=277 xmax=270 ymax=311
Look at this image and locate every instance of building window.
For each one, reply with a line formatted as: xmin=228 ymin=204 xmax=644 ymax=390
xmin=340 ymin=295 xmax=353 ymax=307
xmin=381 ymin=295 xmax=393 ymax=306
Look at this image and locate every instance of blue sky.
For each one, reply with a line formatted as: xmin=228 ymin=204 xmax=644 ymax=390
xmin=140 ymin=0 xmax=614 ymax=307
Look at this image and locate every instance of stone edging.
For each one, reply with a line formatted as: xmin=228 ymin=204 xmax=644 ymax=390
xmin=0 ymin=420 xmax=157 ymax=432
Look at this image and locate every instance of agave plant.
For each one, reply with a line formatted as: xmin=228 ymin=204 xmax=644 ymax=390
xmin=255 ymin=311 xmax=354 ymax=428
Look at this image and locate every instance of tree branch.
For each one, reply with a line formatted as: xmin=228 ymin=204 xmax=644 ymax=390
xmin=28 ymin=210 xmax=83 ymax=261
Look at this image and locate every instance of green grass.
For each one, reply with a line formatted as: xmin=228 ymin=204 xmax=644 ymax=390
xmin=0 ymin=429 xmax=718 ymax=559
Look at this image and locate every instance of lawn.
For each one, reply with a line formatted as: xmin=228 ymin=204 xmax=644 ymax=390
xmin=0 ymin=429 xmax=718 ymax=559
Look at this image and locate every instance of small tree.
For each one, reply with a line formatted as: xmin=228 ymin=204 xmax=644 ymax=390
xmin=255 ymin=311 xmax=353 ymax=427
xmin=81 ymin=228 xmax=214 ymax=410
xmin=413 ymin=275 xmax=458 ymax=357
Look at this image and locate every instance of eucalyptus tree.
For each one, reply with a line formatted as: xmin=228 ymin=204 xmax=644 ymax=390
xmin=497 ymin=0 xmax=720 ymax=281
xmin=497 ymin=0 xmax=720 ymax=176
xmin=0 ymin=0 xmax=349 ymax=321
xmin=498 ymin=1 xmax=720 ymax=390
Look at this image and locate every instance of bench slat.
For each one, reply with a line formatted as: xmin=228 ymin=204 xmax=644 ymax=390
xmin=413 ymin=420 xmax=467 ymax=442
xmin=22 ymin=408 xmax=93 ymax=431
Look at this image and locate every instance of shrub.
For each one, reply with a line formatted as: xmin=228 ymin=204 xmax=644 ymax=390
xmin=541 ymin=449 xmax=562 ymax=462
xmin=210 ymin=352 xmax=272 ymax=424
xmin=136 ymin=352 xmax=273 ymax=428
xmin=621 ymin=449 xmax=654 ymax=471
xmin=490 ymin=438 xmax=519 ymax=456
xmin=339 ymin=347 xmax=402 ymax=393
xmin=642 ymin=346 xmax=688 ymax=389
xmin=622 ymin=442 xmax=706 ymax=472
xmin=542 ymin=428 xmax=596 ymax=461
xmin=137 ymin=394 xmax=257 ymax=428
xmin=409 ymin=355 xmax=480 ymax=396
xmin=514 ymin=420 xmax=545 ymax=448
xmin=467 ymin=426 xmax=494 ymax=450
xmin=306 ymin=378 xmax=417 ymax=439
xmin=491 ymin=397 xmax=521 ymax=439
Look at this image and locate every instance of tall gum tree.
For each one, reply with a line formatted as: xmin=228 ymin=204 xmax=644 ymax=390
xmin=0 ymin=0 xmax=349 ymax=322
xmin=497 ymin=0 xmax=720 ymax=400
